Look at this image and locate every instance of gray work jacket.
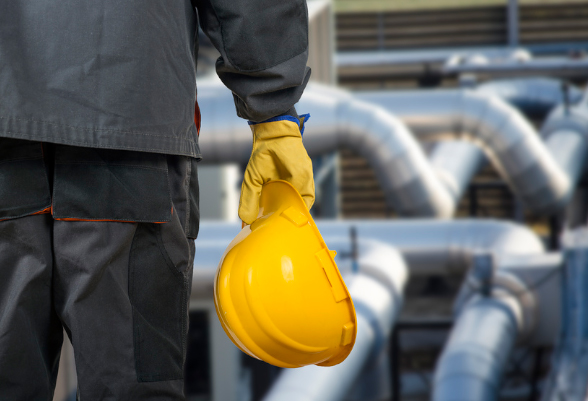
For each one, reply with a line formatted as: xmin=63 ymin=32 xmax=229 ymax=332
xmin=0 ymin=0 xmax=311 ymax=158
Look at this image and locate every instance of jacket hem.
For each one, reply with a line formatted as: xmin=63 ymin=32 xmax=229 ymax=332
xmin=0 ymin=115 xmax=202 ymax=159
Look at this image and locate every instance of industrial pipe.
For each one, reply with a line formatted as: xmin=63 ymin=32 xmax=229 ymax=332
xmin=336 ymin=47 xmax=530 ymax=69
xmin=198 ymin=219 xmax=544 ymax=276
xmin=434 ymin=253 xmax=563 ymax=401
xmin=443 ymin=56 xmax=588 ymax=80
xmin=433 ymin=297 xmax=519 ymax=401
xmin=476 ymin=78 xmax=583 ymax=119
xmin=356 ymin=89 xmax=588 ymax=214
xmin=262 ymin=239 xmax=407 ymax=401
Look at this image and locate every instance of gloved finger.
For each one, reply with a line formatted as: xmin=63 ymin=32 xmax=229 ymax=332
xmin=283 ymin=152 xmax=315 ymax=211
xmin=294 ymin=174 xmax=315 ymax=210
xmin=301 ymin=180 xmax=315 ymax=210
xmin=238 ymin=164 xmax=264 ymax=225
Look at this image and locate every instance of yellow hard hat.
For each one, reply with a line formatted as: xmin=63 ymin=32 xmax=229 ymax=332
xmin=214 ymin=180 xmax=357 ymax=368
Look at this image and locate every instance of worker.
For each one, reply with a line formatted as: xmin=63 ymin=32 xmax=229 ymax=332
xmin=0 ymin=0 xmax=314 ymax=399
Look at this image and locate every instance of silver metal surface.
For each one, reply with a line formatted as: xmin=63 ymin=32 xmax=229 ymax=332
xmin=336 ymin=47 xmax=530 ymax=68
xmin=443 ymin=57 xmax=588 ymax=79
xmin=433 ymin=297 xmax=519 ymax=401
xmin=507 ymin=0 xmax=519 ymax=47
xmin=356 ymin=88 xmax=588 ymax=214
xmin=541 ymin=230 xmax=588 ymax=401
xmin=476 ymin=78 xmax=583 ymax=118
xmin=193 ymin=220 xmax=549 ymax=400
xmin=436 ymin=252 xmax=562 ymax=400
xmin=197 ymin=219 xmax=544 ymax=276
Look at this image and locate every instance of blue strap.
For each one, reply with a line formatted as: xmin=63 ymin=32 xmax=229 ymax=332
xmin=299 ymin=113 xmax=310 ymax=137
xmin=248 ymin=113 xmax=311 ymax=137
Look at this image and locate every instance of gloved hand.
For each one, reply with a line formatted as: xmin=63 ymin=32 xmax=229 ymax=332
xmin=239 ymin=114 xmax=314 ymax=225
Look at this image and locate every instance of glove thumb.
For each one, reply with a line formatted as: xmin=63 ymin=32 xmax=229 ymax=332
xmin=238 ymin=167 xmax=263 ymax=225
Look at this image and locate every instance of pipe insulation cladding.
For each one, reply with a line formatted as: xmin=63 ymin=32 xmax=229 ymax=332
xmin=192 ymin=221 xmax=546 ymax=400
xmin=357 ymin=89 xmax=588 ymax=215
xmin=198 ymin=219 xmax=544 ymax=276
xmin=434 ymin=253 xmax=563 ymax=401
xmin=433 ymin=297 xmax=519 ymax=401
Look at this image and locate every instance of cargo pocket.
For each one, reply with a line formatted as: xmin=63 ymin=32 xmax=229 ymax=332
xmin=186 ymin=158 xmax=200 ymax=239
xmin=0 ymin=138 xmax=51 ymax=221
xmin=166 ymin=155 xmax=200 ymax=239
xmin=128 ymin=223 xmax=189 ymax=382
xmin=52 ymin=146 xmax=172 ymax=223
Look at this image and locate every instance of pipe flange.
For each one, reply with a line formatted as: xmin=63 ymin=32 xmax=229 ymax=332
xmin=491 ymin=271 xmax=537 ymax=343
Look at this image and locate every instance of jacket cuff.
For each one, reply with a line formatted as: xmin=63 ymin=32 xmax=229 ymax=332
xmin=248 ymin=114 xmax=310 ymax=136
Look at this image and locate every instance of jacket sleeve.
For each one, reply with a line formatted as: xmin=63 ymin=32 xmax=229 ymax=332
xmin=193 ymin=0 xmax=311 ymax=122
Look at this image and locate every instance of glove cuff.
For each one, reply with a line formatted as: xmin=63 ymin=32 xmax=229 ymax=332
xmin=248 ymin=114 xmax=310 ymax=139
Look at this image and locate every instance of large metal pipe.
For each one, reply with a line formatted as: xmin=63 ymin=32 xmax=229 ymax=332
xmin=427 ymin=141 xmax=486 ymax=204
xmin=541 ymin=231 xmax=588 ymax=400
xmin=355 ymin=78 xmax=583 ymax=211
xmin=386 ymin=78 xmax=581 ymax=207
xmin=336 ymin=47 xmax=530 ymax=69
xmin=443 ymin=57 xmax=588 ymax=80
xmin=476 ymin=78 xmax=583 ymax=119
xmin=356 ymin=89 xmax=588 ymax=214
xmin=434 ymin=252 xmax=562 ymax=401
xmin=262 ymin=239 xmax=407 ymax=401
xmin=192 ymin=221 xmax=547 ymax=400
xmin=198 ymin=219 xmax=544 ymax=276
xmin=433 ymin=297 xmax=519 ymax=401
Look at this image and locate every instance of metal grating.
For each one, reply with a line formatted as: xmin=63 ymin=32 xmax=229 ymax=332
xmin=337 ymin=7 xmax=507 ymax=51
xmin=336 ymin=2 xmax=588 ymax=52
xmin=339 ymin=148 xmax=520 ymax=220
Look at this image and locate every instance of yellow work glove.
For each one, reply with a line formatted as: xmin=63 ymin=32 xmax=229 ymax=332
xmin=239 ymin=114 xmax=315 ymax=225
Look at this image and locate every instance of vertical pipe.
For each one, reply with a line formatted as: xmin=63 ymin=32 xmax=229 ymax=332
xmin=433 ymin=298 xmax=519 ymax=401
xmin=377 ymin=12 xmax=385 ymax=50
xmin=391 ymin=328 xmax=400 ymax=401
xmin=507 ymin=0 xmax=519 ymax=48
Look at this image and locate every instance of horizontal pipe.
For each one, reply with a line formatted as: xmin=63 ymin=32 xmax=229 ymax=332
xmin=336 ymin=47 xmax=530 ymax=68
xmin=476 ymin=78 xmax=583 ymax=119
xmin=356 ymin=89 xmax=588 ymax=214
xmin=197 ymin=219 xmax=544 ymax=276
xmin=443 ymin=57 xmax=588 ymax=79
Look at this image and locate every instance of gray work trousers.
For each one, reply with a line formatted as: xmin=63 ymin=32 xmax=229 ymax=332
xmin=0 ymin=139 xmax=199 ymax=400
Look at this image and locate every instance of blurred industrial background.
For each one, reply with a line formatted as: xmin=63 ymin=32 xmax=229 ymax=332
xmin=53 ymin=0 xmax=588 ymax=400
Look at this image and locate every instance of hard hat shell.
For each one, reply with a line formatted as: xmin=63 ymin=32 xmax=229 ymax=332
xmin=214 ymin=180 xmax=357 ymax=368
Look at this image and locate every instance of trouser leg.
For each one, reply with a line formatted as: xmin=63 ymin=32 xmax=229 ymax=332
xmin=52 ymin=211 xmax=195 ymax=400
xmin=0 ymin=214 xmax=63 ymax=400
